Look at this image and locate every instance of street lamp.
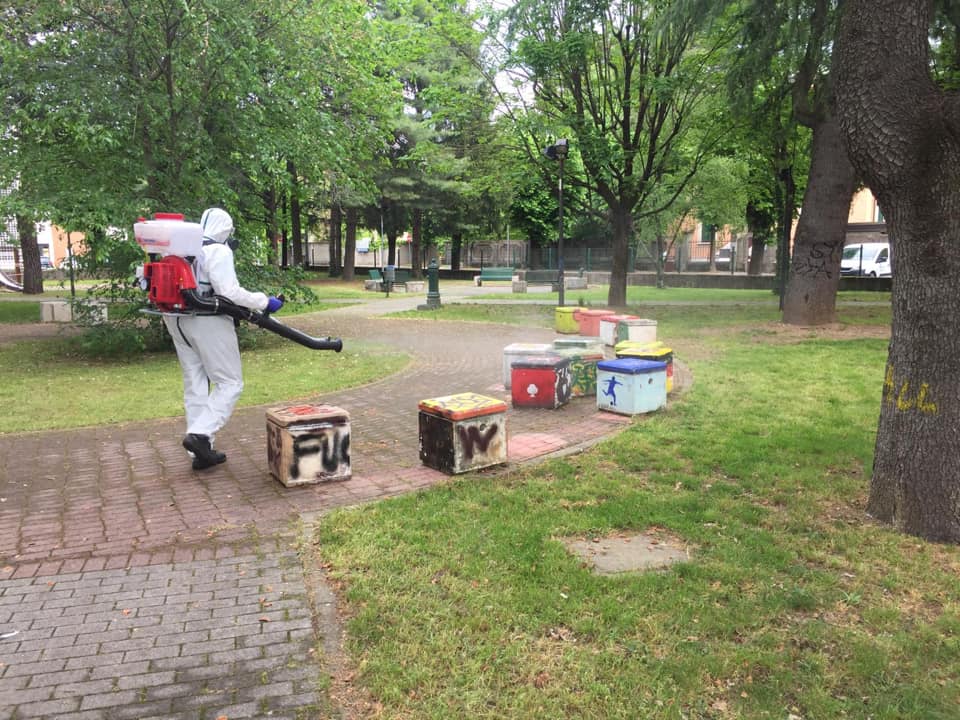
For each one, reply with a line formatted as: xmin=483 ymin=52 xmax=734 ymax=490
xmin=543 ymin=138 xmax=569 ymax=307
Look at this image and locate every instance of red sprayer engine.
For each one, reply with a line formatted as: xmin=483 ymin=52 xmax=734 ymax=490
xmin=143 ymin=256 xmax=198 ymax=312
xmin=134 ymin=213 xmax=342 ymax=351
xmin=134 ymin=212 xmax=202 ymax=311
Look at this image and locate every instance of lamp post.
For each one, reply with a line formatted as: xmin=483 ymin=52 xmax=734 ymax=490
xmin=543 ymin=138 xmax=569 ymax=307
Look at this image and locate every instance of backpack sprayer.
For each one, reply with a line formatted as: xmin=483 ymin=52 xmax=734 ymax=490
xmin=134 ymin=213 xmax=343 ymax=352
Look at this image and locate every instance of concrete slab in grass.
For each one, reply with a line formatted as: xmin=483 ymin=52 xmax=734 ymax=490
xmin=563 ymin=532 xmax=689 ymax=575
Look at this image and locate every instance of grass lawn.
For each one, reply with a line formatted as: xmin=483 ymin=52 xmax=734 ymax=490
xmin=392 ymin=301 xmax=891 ymax=334
xmin=302 ymin=276 xmax=378 ymax=300
xmin=0 ymin=300 xmax=42 ymax=324
xmin=0 ymin=280 xmax=407 ymax=432
xmin=474 ymin=285 xmax=892 ymax=306
xmin=0 ymin=318 xmax=408 ymax=433
xmin=393 ymin=303 xmax=559 ymax=327
xmin=41 ymin=278 xmax=104 ymax=294
xmin=313 ymin=301 xmax=959 ymax=720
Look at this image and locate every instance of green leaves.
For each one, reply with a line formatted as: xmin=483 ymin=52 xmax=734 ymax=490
xmin=0 ymin=0 xmax=394 ymax=238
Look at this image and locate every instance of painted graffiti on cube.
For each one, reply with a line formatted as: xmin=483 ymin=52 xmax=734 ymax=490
xmin=267 ymin=422 xmax=284 ymax=468
xmin=266 ymin=403 xmax=352 ymax=487
xmin=596 ymin=358 xmax=667 ymax=416
xmin=554 ymin=364 xmax=573 ymax=404
xmin=457 ymin=422 xmax=499 ymax=460
xmin=601 ymin=375 xmax=623 ymax=406
xmin=418 ymin=392 xmax=508 ymax=474
xmin=290 ymin=428 xmax=351 ymax=480
xmin=511 ymin=355 xmax=572 ymax=409
xmin=571 ymin=357 xmax=600 ymax=396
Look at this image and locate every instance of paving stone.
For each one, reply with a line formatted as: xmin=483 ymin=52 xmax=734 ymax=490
xmin=116 ymin=670 xmax=176 ymax=690
xmin=20 ymin=667 xmax=88 ymax=691
xmin=52 ymin=678 xmax=117 ymax=698
xmin=40 ymin=641 xmax=101 ymax=661
xmin=13 ymin=697 xmax=82 ymax=718
xmin=0 ymin=684 xmax=54 ymax=706
xmin=1 ymin=658 xmax=68 ymax=678
xmin=64 ymin=652 xmax=124 ymax=671
xmin=108 ymin=700 xmax=173 ymax=720
xmin=120 ymin=644 xmax=183 ymax=664
xmin=78 ymin=689 xmax=140 ymax=710
xmin=89 ymin=661 xmax=148 ymax=680
xmin=202 ymin=700 xmax=260 ymax=718
xmin=144 ymin=680 xmax=210 ymax=702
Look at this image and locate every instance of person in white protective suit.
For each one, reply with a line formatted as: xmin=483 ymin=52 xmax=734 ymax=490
xmin=163 ymin=208 xmax=284 ymax=470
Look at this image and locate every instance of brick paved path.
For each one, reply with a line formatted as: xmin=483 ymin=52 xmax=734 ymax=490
xmin=0 ymin=288 xmax=635 ymax=718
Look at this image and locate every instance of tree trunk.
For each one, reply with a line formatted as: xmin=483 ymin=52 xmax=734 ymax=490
xmin=281 ymin=191 xmax=289 ymax=267
xmin=708 ymin=227 xmax=717 ymax=272
xmin=263 ymin=188 xmax=280 ymax=265
xmin=16 ymin=215 xmax=43 ymax=294
xmin=387 ymin=232 xmax=397 ymax=267
xmin=411 ymin=208 xmax=423 ymax=278
xmin=836 ymin=0 xmax=960 ymax=541
xmin=606 ymin=208 xmax=632 ymax=307
xmin=451 ymin=232 xmax=462 ymax=271
xmin=655 ymin=234 xmax=666 ymax=289
xmin=748 ymin=238 xmax=765 ymax=275
xmin=329 ymin=204 xmax=342 ymax=277
xmin=343 ymin=207 xmax=357 ymax=281
xmin=775 ymin=161 xmax=796 ymax=305
xmin=288 ymin=160 xmax=303 ymax=266
xmin=746 ymin=199 xmax=774 ymax=277
xmin=782 ymin=114 xmax=859 ymax=325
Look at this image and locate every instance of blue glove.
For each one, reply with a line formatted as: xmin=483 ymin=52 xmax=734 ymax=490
xmin=266 ymin=296 xmax=284 ymax=313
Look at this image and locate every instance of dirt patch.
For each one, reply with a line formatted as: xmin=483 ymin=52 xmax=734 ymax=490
xmin=562 ymin=529 xmax=692 ymax=574
xmin=698 ymin=321 xmax=890 ymax=345
xmin=755 ymin=321 xmax=889 ymax=343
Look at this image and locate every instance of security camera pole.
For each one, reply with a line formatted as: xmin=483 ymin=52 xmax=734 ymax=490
xmin=543 ymin=139 xmax=569 ymax=307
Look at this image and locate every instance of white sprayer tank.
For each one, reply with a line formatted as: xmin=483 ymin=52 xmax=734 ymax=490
xmin=133 ymin=219 xmax=203 ymax=257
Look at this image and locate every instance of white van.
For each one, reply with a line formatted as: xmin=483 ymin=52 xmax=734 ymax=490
xmin=841 ymin=242 xmax=891 ymax=277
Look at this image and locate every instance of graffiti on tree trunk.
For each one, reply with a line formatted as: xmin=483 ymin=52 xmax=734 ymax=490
xmin=883 ymin=364 xmax=938 ymax=415
xmin=792 ymin=241 xmax=840 ymax=278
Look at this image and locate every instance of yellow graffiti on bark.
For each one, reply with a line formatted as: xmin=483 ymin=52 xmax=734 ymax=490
xmin=884 ymin=364 xmax=938 ymax=415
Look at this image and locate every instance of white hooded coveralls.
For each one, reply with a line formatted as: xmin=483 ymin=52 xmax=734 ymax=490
xmin=163 ymin=208 xmax=268 ymax=439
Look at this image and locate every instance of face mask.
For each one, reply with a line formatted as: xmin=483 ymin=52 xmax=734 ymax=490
xmin=227 ymin=237 xmax=239 ymax=252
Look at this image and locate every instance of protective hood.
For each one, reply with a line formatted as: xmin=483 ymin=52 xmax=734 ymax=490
xmin=200 ymin=208 xmax=234 ymax=245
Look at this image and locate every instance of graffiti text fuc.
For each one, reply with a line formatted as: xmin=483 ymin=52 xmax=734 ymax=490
xmin=883 ymin=364 xmax=938 ymax=415
xmin=291 ymin=427 xmax=351 ymax=480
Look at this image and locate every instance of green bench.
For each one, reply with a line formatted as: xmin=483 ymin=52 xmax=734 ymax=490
xmin=474 ymin=267 xmax=515 ymax=286
xmin=367 ymin=268 xmax=413 ymax=290
xmin=522 ymin=269 xmax=560 ymax=287
xmin=511 ymin=269 xmax=589 ymax=293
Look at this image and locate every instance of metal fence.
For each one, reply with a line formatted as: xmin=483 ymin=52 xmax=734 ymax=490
xmin=461 ymin=241 xmax=527 ymax=268
xmin=306 ymin=239 xmax=730 ymax=272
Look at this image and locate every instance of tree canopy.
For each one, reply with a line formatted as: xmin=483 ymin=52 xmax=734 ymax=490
xmin=491 ymin=0 xmax=732 ymax=305
xmin=0 ymin=0 xmax=391 ymax=256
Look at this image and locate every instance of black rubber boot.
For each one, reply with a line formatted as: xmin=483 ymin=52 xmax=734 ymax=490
xmin=182 ymin=433 xmax=227 ymax=470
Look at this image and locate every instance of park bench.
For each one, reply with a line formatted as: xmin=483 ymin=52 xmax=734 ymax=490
xmin=366 ymin=268 xmax=416 ymax=291
xmin=474 ymin=267 xmax=515 ymax=286
xmin=512 ymin=269 xmax=589 ymax=293
xmin=524 ymin=269 xmax=560 ymax=287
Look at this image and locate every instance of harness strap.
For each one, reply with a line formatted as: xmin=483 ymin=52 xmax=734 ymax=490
xmin=175 ymin=316 xmax=193 ymax=349
xmin=193 ymin=242 xmax=216 ymax=298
